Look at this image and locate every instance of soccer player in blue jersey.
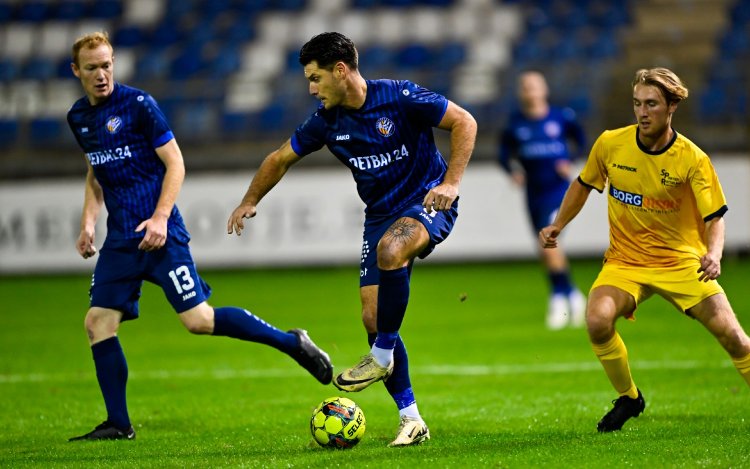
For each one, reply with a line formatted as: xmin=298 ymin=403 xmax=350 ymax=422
xmin=65 ymin=32 xmax=333 ymax=442
xmin=227 ymin=32 xmax=476 ymax=446
xmin=499 ymin=70 xmax=587 ymax=330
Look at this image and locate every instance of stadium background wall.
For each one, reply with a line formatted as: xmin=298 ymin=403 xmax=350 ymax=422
xmin=1 ymin=159 xmax=748 ymax=274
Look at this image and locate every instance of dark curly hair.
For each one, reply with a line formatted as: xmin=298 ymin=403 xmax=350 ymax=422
xmin=299 ymin=32 xmax=358 ymax=71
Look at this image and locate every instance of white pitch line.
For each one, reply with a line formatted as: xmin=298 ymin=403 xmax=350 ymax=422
xmin=0 ymin=360 xmax=732 ymax=384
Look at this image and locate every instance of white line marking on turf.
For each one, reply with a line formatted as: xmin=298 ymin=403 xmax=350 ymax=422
xmin=0 ymin=360 xmax=732 ymax=384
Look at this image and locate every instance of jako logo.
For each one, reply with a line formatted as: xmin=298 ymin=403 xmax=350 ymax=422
xmin=335 ymin=134 xmax=350 ymax=141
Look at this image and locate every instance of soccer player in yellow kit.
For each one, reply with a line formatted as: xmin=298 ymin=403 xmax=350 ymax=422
xmin=539 ymin=67 xmax=750 ymax=432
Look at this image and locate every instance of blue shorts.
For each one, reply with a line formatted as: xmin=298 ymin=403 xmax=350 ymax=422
xmin=359 ymin=199 xmax=458 ymax=286
xmin=89 ymin=238 xmax=212 ymax=321
xmin=526 ymin=186 xmax=567 ymax=232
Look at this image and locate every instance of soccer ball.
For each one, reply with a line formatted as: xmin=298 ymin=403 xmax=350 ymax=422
xmin=310 ymin=396 xmax=366 ymax=449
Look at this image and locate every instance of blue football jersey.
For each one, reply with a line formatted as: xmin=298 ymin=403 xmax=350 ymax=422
xmin=498 ymin=106 xmax=585 ymax=195
xmin=291 ymin=79 xmax=449 ymax=217
xmin=67 ymin=83 xmax=189 ymax=242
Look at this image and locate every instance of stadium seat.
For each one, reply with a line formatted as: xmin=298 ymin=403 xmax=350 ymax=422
xmin=55 ymin=1 xmax=87 ymax=20
xmin=22 ymin=57 xmax=57 ymax=81
xmin=0 ymin=59 xmax=20 ymax=82
xmin=29 ymin=118 xmax=65 ymax=147
xmin=16 ymin=1 xmax=51 ymax=22
xmin=0 ymin=119 xmax=19 ymax=149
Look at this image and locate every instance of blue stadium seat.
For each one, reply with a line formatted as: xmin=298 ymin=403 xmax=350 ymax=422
xmin=22 ymin=57 xmax=57 ymax=80
xmin=113 ymin=25 xmax=147 ymax=48
xmin=433 ymin=42 xmax=466 ymax=70
xmin=56 ymin=57 xmax=75 ymax=79
xmin=698 ymin=85 xmax=728 ymax=123
xmin=135 ymin=50 xmax=171 ymax=81
xmin=207 ymin=45 xmax=241 ymax=78
xmin=0 ymin=2 xmax=14 ymax=21
xmin=29 ymin=118 xmax=65 ymax=147
xmin=170 ymin=46 xmax=205 ymax=80
xmin=55 ymin=1 xmax=87 ymax=20
xmin=87 ymin=0 xmax=123 ymax=19
xmin=0 ymin=59 xmax=21 ymax=82
xmin=16 ymin=1 xmax=51 ymax=22
xmin=395 ymin=44 xmax=433 ymax=70
xmin=587 ymin=30 xmax=619 ymax=60
xmin=0 ymin=119 xmax=20 ymax=149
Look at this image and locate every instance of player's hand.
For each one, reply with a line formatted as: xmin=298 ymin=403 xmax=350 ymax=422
xmin=227 ymin=204 xmax=257 ymax=236
xmin=511 ymin=172 xmax=525 ymax=187
xmin=76 ymin=229 xmax=97 ymax=259
xmin=555 ymin=160 xmax=573 ymax=181
xmin=539 ymin=225 xmax=560 ymax=249
xmin=135 ymin=214 xmax=168 ymax=251
xmin=697 ymin=252 xmax=722 ymax=282
xmin=422 ymin=182 xmax=458 ymax=212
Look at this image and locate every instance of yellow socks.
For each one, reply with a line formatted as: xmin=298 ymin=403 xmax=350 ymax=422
xmin=731 ymin=352 xmax=750 ymax=387
xmin=592 ymin=332 xmax=639 ymax=398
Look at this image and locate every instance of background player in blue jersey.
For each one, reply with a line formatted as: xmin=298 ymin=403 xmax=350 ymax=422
xmin=66 ymin=32 xmax=332 ymax=442
xmin=498 ymin=70 xmax=587 ymax=330
xmin=227 ymin=32 xmax=477 ymax=446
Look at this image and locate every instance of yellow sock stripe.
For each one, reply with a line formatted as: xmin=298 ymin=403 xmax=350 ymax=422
xmin=731 ymin=352 xmax=750 ymax=386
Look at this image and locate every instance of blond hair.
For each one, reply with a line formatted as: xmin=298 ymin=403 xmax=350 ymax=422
xmin=71 ymin=31 xmax=112 ymax=66
xmin=632 ymin=68 xmax=689 ymax=104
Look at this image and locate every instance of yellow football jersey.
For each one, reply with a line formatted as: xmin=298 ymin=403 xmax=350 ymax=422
xmin=580 ymin=124 xmax=727 ymax=267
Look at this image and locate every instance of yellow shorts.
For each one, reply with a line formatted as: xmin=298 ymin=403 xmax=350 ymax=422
xmin=590 ymin=259 xmax=724 ymax=316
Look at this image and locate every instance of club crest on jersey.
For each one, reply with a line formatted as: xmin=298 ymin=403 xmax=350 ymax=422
xmin=105 ymin=116 xmax=123 ymax=134
xmin=375 ymin=117 xmax=395 ymax=137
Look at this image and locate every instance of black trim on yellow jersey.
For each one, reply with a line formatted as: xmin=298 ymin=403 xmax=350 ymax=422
xmin=577 ymin=176 xmax=603 ymax=193
xmin=635 ymin=127 xmax=678 ymax=155
xmin=704 ymin=205 xmax=728 ymax=222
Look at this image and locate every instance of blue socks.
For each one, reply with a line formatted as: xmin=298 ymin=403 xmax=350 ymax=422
xmin=91 ymin=337 xmax=130 ymax=429
xmin=549 ymin=271 xmax=573 ymax=296
xmin=376 ymin=267 xmax=410 ymax=335
xmin=212 ymin=306 xmax=297 ymax=354
xmin=368 ymin=333 xmax=415 ymax=410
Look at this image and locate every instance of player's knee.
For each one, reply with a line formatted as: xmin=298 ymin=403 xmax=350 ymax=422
xmin=719 ymin=327 xmax=750 ymax=358
xmin=586 ymin=310 xmax=613 ymax=342
xmin=375 ymin=245 xmax=399 ymax=269
xmin=180 ymin=304 xmax=214 ymax=335
xmin=84 ymin=308 xmax=120 ymax=342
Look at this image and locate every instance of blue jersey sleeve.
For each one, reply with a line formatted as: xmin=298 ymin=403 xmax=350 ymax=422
xmin=398 ymin=80 xmax=448 ymax=127
xmin=561 ymin=107 xmax=585 ymax=160
xmin=134 ymin=93 xmax=174 ymax=148
xmin=498 ymin=125 xmax=516 ymax=174
xmin=291 ymin=109 xmax=327 ymax=157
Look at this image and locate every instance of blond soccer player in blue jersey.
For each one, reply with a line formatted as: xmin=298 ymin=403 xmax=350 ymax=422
xmin=539 ymin=67 xmax=750 ymax=432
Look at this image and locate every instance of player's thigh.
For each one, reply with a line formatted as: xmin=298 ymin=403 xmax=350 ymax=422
xmin=589 ymin=263 xmax=649 ymax=321
xmin=377 ymin=216 xmax=430 ymax=266
xmin=387 ymin=201 xmax=459 ymax=262
xmin=89 ymin=242 xmax=146 ymax=321
xmin=178 ymin=301 xmax=215 ymax=334
xmin=150 ymin=239 xmax=212 ymax=313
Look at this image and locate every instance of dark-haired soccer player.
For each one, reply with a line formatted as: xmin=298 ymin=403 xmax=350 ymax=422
xmin=66 ymin=32 xmax=332 ymax=442
xmin=499 ymin=70 xmax=586 ymax=329
xmin=540 ymin=67 xmax=750 ymax=432
xmin=227 ymin=32 xmax=476 ymax=446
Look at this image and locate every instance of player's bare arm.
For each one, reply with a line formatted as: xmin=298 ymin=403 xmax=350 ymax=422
xmin=698 ymin=216 xmax=725 ymax=282
xmin=228 ymin=139 xmax=303 ymax=235
xmin=136 ymin=138 xmax=185 ymax=251
xmin=539 ymin=178 xmax=592 ymax=249
xmin=423 ymin=101 xmax=476 ymax=211
xmin=77 ymin=162 xmax=104 ymax=259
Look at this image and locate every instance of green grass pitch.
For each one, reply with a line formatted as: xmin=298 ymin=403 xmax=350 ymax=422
xmin=1 ymin=258 xmax=749 ymax=468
